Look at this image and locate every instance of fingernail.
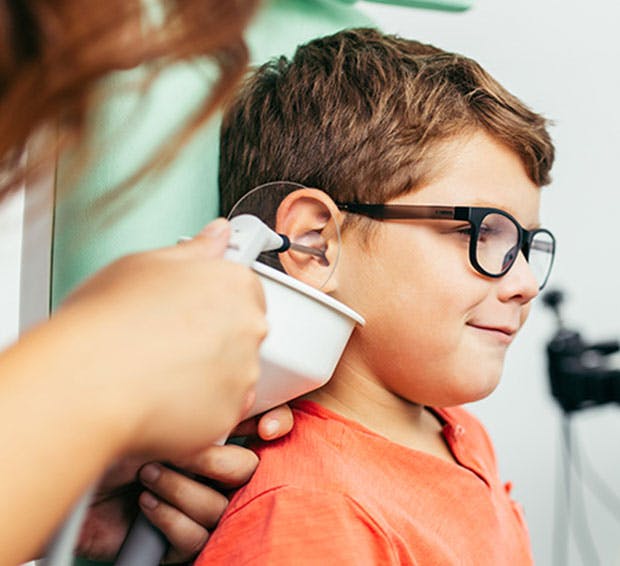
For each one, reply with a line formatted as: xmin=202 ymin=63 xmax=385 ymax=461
xmin=140 ymin=491 xmax=159 ymax=510
xmin=200 ymin=218 xmax=228 ymax=238
xmin=140 ymin=463 xmax=161 ymax=485
xmin=263 ymin=419 xmax=279 ymax=439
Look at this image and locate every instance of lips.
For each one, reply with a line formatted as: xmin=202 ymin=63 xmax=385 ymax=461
xmin=466 ymin=322 xmax=518 ymax=344
xmin=470 ymin=324 xmax=517 ymax=336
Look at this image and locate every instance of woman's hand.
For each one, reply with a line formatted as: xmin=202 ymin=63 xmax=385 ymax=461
xmin=58 ymin=218 xmax=268 ymax=459
xmin=77 ymin=406 xmax=294 ymax=563
xmin=0 ymin=218 xmax=269 ymax=564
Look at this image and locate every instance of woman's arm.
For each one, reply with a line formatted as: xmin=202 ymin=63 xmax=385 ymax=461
xmin=0 ymin=219 xmax=267 ymax=565
xmin=0 ymin=312 xmax=141 ymax=565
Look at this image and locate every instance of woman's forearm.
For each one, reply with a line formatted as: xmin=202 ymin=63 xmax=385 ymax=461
xmin=0 ymin=312 xmax=136 ymax=565
xmin=0 ymin=221 xmax=266 ymax=565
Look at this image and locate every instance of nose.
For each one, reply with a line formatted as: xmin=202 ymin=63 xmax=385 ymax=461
xmin=496 ymin=250 xmax=539 ymax=304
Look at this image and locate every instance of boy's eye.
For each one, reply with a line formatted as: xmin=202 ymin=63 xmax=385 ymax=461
xmin=450 ymin=224 xmax=496 ymax=243
xmin=478 ymin=223 xmax=494 ymax=242
xmin=452 ymin=225 xmax=473 ymax=238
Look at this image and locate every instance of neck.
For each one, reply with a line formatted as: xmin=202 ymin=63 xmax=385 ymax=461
xmin=304 ymin=356 xmax=451 ymax=460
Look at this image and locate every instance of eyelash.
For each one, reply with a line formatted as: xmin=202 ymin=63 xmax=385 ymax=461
xmin=454 ymin=226 xmax=472 ymax=238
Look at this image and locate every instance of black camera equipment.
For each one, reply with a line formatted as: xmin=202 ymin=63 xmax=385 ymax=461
xmin=543 ymin=289 xmax=620 ymax=413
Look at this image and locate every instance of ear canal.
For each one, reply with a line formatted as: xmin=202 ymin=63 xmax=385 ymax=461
xmin=288 ymin=230 xmax=330 ymax=266
xmin=274 ymin=189 xmax=341 ymax=292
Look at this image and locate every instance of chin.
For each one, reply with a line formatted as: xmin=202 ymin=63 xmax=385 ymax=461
xmin=467 ymin=381 xmax=500 ymax=403
xmin=419 ymin=379 xmax=500 ymax=408
xmin=470 ymin=368 xmax=503 ymax=401
xmin=441 ymin=368 xmax=503 ymax=406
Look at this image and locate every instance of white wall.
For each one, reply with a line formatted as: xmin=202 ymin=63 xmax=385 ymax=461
xmin=358 ymin=1 xmax=620 ymax=564
xmin=1 ymin=136 xmax=55 ymax=352
xmin=0 ymin=186 xmax=23 ymax=349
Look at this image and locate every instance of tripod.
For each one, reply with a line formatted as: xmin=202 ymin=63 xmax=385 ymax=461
xmin=543 ymin=290 xmax=620 ymax=566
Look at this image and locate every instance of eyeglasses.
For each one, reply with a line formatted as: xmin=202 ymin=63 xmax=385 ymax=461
xmin=336 ymin=203 xmax=556 ymax=290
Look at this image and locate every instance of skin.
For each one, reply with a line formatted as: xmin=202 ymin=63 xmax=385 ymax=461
xmin=77 ymin=405 xmax=294 ymax=564
xmin=0 ymin=218 xmax=269 ymax=566
xmin=308 ymin=131 xmax=541 ymax=461
xmin=80 ymin=130 xmax=539 ymax=562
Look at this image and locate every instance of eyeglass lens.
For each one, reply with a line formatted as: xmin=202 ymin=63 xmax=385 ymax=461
xmin=528 ymin=231 xmax=554 ymax=289
xmin=475 ymin=212 xmax=553 ymax=289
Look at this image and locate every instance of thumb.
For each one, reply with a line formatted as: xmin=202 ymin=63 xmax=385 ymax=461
xmin=186 ymin=218 xmax=231 ymax=258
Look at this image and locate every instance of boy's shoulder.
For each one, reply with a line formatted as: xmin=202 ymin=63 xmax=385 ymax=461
xmin=231 ymin=401 xmax=498 ymax=508
xmin=197 ymin=401 xmax=403 ymax=565
xmin=233 ymin=400 xmax=363 ymax=501
xmin=197 ymin=402 xmax=532 ymax=566
xmin=225 ymin=399 xmax=408 ymax=516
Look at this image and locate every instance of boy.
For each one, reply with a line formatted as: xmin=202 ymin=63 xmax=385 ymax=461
xmin=197 ymin=28 xmax=555 ymax=564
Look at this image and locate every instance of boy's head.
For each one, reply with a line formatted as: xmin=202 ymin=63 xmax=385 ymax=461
xmin=219 ymin=27 xmax=553 ymax=220
xmin=219 ymin=28 xmax=555 ymax=407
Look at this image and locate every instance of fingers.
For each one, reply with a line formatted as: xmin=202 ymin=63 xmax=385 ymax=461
xmin=138 ymin=452 xmax=252 ymax=564
xmin=173 ymin=443 xmax=259 ymax=487
xmin=181 ymin=218 xmax=230 ymax=259
xmin=257 ymin=404 xmax=294 ymax=440
xmin=182 ymin=217 xmax=267 ymax=316
xmin=138 ymin=492 xmax=210 ymax=565
xmin=139 ymin=463 xmax=229 ymax=529
xmin=95 ymin=456 xmax=146 ymax=494
xmin=232 ymin=404 xmax=295 ymax=440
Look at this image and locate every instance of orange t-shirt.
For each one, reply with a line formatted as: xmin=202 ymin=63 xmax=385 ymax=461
xmin=195 ymin=400 xmax=533 ymax=565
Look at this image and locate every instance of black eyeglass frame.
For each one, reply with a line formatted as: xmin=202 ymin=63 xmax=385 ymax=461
xmin=336 ymin=202 xmax=556 ymax=290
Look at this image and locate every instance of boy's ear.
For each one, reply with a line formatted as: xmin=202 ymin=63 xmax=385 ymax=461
xmin=275 ymin=188 xmax=343 ymax=292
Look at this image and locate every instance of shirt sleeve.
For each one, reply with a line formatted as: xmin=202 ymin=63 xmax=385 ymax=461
xmin=194 ymin=486 xmax=398 ymax=566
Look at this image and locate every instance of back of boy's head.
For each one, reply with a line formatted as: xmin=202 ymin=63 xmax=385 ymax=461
xmin=219 ymin=27 xmax=554 ymax=217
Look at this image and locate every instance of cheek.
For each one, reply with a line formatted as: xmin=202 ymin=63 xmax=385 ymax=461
xmin=343 ymin=230 xmax=480 ymax=341
xmin=337 ymin=228 xmax=502 ymax=400
xmin=367 ymin=281 xmax=503 ymax=405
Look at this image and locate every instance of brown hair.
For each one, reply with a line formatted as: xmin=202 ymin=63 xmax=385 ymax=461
xmin=219 ymin=27 xmax=554 ymax=219
xmin=0 ymin=0 xmax=259 ymax=196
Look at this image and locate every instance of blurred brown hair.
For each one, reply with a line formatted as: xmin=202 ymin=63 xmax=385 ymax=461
xmin=219 ymin=27 xmax=554 ymax=219
xmin=0 ymin=0 xmax=259 ymax=196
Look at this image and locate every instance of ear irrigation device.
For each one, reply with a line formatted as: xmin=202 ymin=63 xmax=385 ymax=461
xmin=178 ymin=216 xmax=327 ymax=264
xmin=222 ymin=214 xmax=327 ymax=264
xmin=42 ymin=214 xmax=362 ymax=566
xmin=115 ymin=214 xmax=360 ymax=565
